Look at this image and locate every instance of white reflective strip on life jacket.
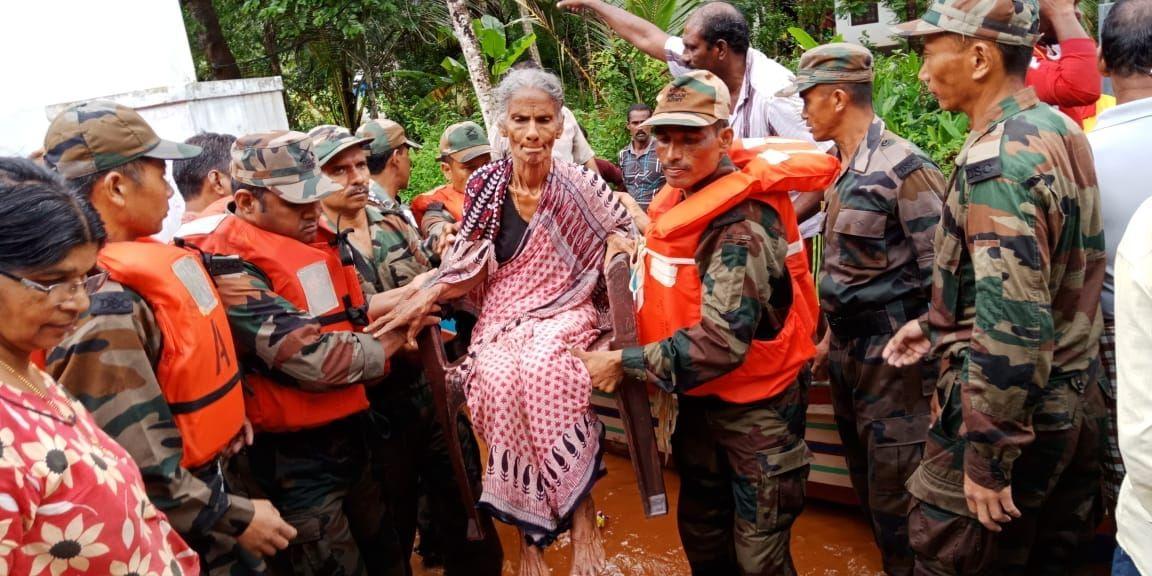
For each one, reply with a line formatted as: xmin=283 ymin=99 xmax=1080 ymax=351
xmin=645 ymin=248 xmax=696 ymax=288
xmin=787 ymin=240 xmax=805 ymax=257
xmin=296 ymin=261 xmax=340 ymax=317
xmin=742 ymin=137 xmax=812 ymax=148
xmin=171 ymin=255 xmax=220 ymax=316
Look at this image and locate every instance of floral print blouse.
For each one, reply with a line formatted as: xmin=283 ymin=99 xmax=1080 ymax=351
xmin=0 ymin=371 xmax=199 ymax=576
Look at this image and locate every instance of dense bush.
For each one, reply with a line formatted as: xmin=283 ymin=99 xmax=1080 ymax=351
xmin=871 ymin=49 xmax=968 ymax=171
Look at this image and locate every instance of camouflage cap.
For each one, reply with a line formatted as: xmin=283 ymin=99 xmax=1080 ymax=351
xmin=893 ymin=0 xmax=1040 ymax=47
xmin=43 ymin=100 xmax=202 ymax=179
xmin=355 ymin=119 xmax=422 ymax=157
xmin=777 ymin=43 xmax=874 ymax=97
xmin=438 ymin=121 xmax=492 ymax=163
xmin=641 ymin=70 xmax=731 ymax=129
xmin=306 ymin=124 xmax=373 ymax=167
xmin=230 ymin=131 xmax=341 ymax=204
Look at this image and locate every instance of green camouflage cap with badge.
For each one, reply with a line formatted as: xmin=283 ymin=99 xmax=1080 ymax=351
xmin=355 ymin=119 xmax=422 ymax=157
xmin=230 ymin=131 xmax=341 ymax=204
xmin=306 ymin=124 xmax=373 ymax=166
xmin=438 ymin=121 xmax=492 ymax=163
xmin=641 ymin=70 xmax=731 ymax=129
xmin=893 ymin=0 xmax=1040 ymax=47
xmin=43 ymin=100 xmax=202 ymax=179
xmin=777 ymin=43 xmax=874 ymax=97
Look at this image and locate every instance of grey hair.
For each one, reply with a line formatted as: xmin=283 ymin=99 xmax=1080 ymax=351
xmin=493 ymin=68 xmax=565 ymax=124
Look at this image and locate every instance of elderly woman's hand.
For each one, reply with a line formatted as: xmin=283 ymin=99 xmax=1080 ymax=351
xmin=571 ymin=348 xmax=625 ymax=394
xmin=614 ymin=192 xmax=650 ymax=234
xmin=604 ymin=233 xmax=636 ymax=270
xmin=365 ymin=284 xmax=444 ymax=347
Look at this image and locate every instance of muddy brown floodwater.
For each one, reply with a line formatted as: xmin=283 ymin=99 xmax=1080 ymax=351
xmin=413 ymin=452 xmax=886 ymax=575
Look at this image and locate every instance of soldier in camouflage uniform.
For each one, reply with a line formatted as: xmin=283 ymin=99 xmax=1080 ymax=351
xmin=176 ymin=131 xmax=414 ymax=576
xmin=885 ymin=1 xmax=1107 ymax=573
xmin=356 ymin=119 xmax=422 ymax=223
xmin=576 ymin=71 xmax=828 ymax=575
xmin=308 ymin=125 xmax=503 ymax=575
xmin=780 ymin=44 xmax=946 ymax=576
xmin=43 ymin=101 xmax=297 ymax=575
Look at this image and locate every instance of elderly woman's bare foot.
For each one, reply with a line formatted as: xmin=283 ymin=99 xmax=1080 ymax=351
xmin=518 ymin=530 xmax=551 ymax=576
xmin=569 ymin=497 xmax=606 ymax=576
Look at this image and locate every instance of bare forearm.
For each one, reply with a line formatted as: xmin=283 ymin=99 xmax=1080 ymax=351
xmin=562 ymin=0 xmax=669 ymax=59
xmin=1048 ymin=6 xmax=1089 ymax=41
xmin=433 ymin=268 xmax=487 ymax=301
xmin=793 ymin=192 xmax=822 ymax=223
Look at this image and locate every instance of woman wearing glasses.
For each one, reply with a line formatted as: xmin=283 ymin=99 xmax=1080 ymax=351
xmin=0 ymin=157 xmax=199 ymax=575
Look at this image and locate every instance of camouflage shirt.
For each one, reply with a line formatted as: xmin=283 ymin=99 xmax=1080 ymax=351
xmin=819 ymin=116 xmax=946 ymax=314
xmin=211 ymin=262 xmax=390 ymax=392
xmin=322 ymin=205 xmax=432 ymax=297
xmin=929 ymin=87 xmax=1105 ymax=490
xmin=47 ymin=281 xmax=256 ymax=542
xmin=621 ymin=195 xmax=790 ymax=391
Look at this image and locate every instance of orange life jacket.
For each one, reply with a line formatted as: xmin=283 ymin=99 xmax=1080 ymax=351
xmin=637 ymin=138 xmax=838 ymax=403
xmin=97 ymin=239 xmax=245 ymax=468
xmin=180 ymin=215 xmax=371 ymax=433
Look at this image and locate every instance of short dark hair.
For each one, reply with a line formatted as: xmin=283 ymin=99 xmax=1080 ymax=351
xmin=65 ymin=159 xmax=143 ymax=200
xmin=231 ymin=181 xmax=272 ymax=212
xmin=174 ymin=132 xmax=236 ymax=201
xmin=366 ymin=150 xmax=399 ymax=175
xmin=842 ymin=83 xmax=874 ymax=108
xmin=627 ymin=103 xmax=652 ymax=119
xmin=1102 ymin=0 xmax=1152 ymax=78
xmin=995 ymin=42 xmax=1034 ymax=78
xmin=692 ymin=2 xmax=750 ymax=55
xmin=0 ymin=157 xmax=106 ymax=273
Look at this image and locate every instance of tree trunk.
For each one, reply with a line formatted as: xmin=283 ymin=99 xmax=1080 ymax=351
xmin=516 ymin=0 xmax=542 ymax=64
xmin=445 ymin=0 xmax=496 ymax=131
xmin=182 ymin=0 xmax=241 ymax=80
xmin=262 ymin=20 xmax=293 ymax=126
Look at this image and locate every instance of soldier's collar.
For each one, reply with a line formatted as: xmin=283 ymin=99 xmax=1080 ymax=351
xmin=986 ymin=87 xmax=1040 ymax=129
xmin=365 ymin=205 xmax=388 ymax=224
xmin=842 ymin=116 xmax=886 ymax=176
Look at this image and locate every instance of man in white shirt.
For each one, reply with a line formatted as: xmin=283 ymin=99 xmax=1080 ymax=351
xmin=1115 ymin=196 xmax=1152 ymax=576
xmin=1087 ymin=0 xmax=1152 ymax=547
xmin=557 ymin=0 xmax=824 ymax=229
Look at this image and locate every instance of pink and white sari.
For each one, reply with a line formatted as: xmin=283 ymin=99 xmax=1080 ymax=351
xmin=436 ymin=158 xmax=631 ymax=544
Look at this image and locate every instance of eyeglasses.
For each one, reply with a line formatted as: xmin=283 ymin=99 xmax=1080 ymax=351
xmin=0 ymin=268 xmax=109 ymax=302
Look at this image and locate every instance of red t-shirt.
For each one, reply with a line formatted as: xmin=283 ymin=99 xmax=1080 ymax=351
xmin=1026 ymin=38 xmax=1102 ymax=127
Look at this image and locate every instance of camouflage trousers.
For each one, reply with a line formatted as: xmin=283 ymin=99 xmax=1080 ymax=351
xmin=366 ymin=367 xmax=504 ymax=576
xmin=189 ymin=459 xmax=266 ymax=575
xmin=672 ymin=371 xmax=811 ymax=576
xmin=828 ymin=331 xmax=934 ymax=576
xmin=230 ymin=413 xmax=407 ymax=576
xmin=906 ymin=363 xmax=1105 ymax=575
xmin=1097 ymin=317 xmax=1124 ymax=517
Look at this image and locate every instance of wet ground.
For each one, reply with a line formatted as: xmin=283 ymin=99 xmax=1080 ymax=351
xmin=414 ymin=452 xmax=885 ymax=575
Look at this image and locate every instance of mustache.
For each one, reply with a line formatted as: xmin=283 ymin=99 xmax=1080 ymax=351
xmin=346 ymin=184 xmax=369 ymax=196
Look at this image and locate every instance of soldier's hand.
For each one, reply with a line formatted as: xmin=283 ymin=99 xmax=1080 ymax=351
xmin=812 ymin=331 xmax=831 ymax=381
xmin=883 ymin=320 xmax=930 ymax=367
xmin=370 ymin=285 xmax=445 ymax=347
xmin=375 ymin=315 xmax=443 ymax=356
xmin=222 ymin=418 xmax=255 ymax=458
xmin=963 ymin=473 xmax=1021 ymax=532
xmin=237 ymin=499 xmax=297 ymax=557
xmin=435 ymin=223 xmax=460 ymax=259
xmin=571 ymin=348 xmax=624 ymax=394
